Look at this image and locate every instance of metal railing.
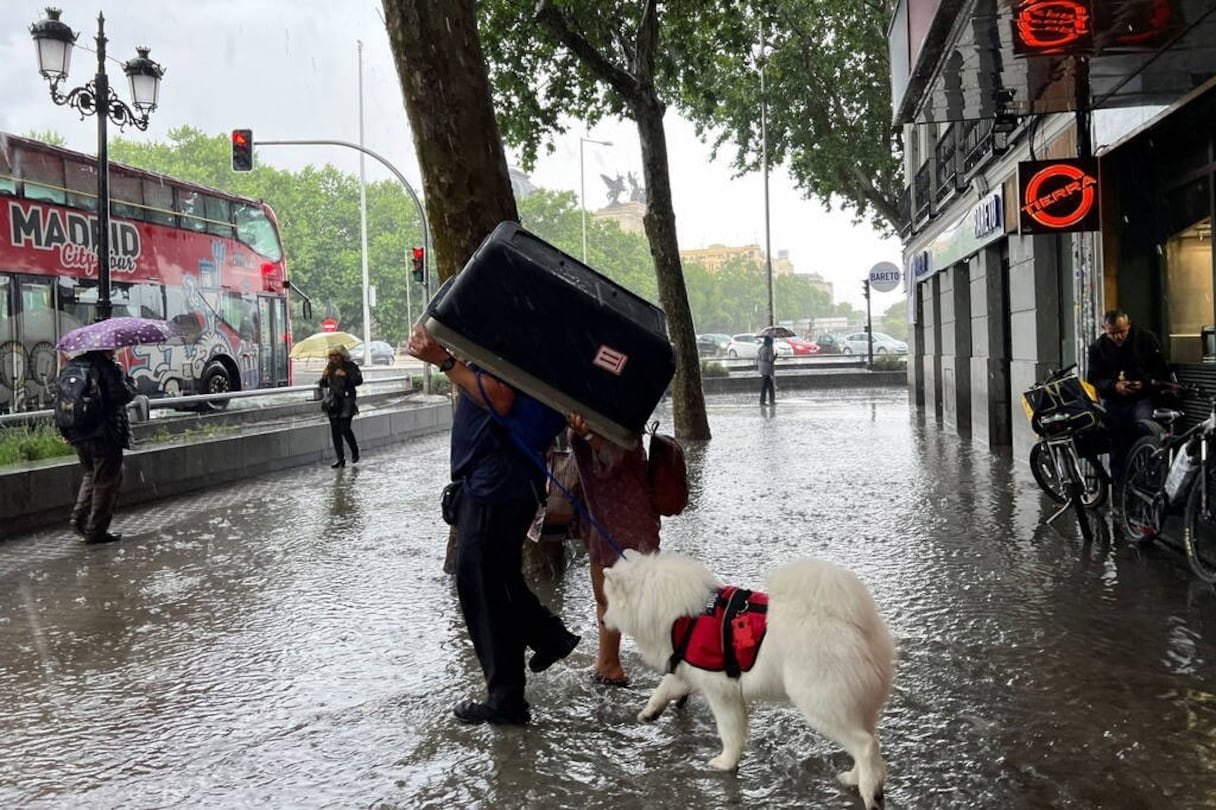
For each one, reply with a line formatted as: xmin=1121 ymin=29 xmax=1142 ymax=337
xmin=0 ymin=374 xmax=414 ymax=428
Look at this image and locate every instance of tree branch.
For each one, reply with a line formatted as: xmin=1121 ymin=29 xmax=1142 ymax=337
xmin=634 ymin=0 xmax=659 ymax=88
xmin=533 ymin=0 xmax=640 ymax=101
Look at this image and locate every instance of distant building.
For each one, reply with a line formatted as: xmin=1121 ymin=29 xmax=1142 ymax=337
xmin=591 ymin=200 xmax=646 ymax=235
xmin=508 ymin=167 xmax=535 ymax=199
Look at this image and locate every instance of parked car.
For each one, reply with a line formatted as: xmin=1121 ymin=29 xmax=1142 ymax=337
xmin=725 ymin=333 xmax=760 ymax=359
xmin=725 ymin=334 xmax=793 ymax=359
xmin=350 ymin=340 xmax=395 ymax=366
xmin=812 ymin=333 xmax=844 ymax=354
xmin=783 ymin=336 xmax=821 ymax=355
xmin=839 ymin=331 xmax=908 ymax=355
xmin=696 ymin=333 xmax=732 ymax=357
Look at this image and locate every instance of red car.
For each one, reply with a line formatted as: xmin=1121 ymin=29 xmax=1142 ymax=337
xmin=783 ymin=336 xmax=821 ymax=355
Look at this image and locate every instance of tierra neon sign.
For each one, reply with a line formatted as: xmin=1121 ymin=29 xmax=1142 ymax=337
xmin=1014 ymin=0 xmax=1091 ymax=54
xmin=1018 ymin=159 xmax=1099 ymax=233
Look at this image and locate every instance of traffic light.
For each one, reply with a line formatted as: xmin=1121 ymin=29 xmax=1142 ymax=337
xmin=411 ymin=247 xmax=425 ymax=284
xmin=231 ymin=129 xmax=254 ymax=172
xmin=861 ymin=279 xmax=871 ymax=300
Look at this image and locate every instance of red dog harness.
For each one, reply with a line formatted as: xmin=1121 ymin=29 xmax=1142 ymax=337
xmin=669 ymin=586 xmax=769 ymax=679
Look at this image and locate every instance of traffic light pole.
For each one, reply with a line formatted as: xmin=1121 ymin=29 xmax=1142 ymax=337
xmin=862 ymin=279 xmax=873 ymax=367
xmin=258 ymin=138 xmax=433 ymax=392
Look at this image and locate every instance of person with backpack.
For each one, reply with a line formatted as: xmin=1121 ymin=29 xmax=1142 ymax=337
xmin=55 ymin=349 xmax=136 ymax=544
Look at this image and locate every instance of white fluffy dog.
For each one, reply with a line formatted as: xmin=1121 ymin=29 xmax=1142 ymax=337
xmin=602 ymin=551 xmax=894 ymax=809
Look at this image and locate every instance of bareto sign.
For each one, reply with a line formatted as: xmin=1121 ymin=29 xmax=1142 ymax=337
xmin=1017 ymin=158 xmax=1099 ymax=234
xmin=868 ymin=261 xmax=901 ymax=293
xmin=321 ymin=318 xmax=338 ymax=333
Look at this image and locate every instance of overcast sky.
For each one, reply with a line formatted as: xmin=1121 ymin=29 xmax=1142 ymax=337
xmin=4 ymin=0 xmax=902 ymax=311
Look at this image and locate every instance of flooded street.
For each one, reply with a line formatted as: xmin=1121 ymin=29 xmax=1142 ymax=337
xmin=2 ymin=388 xmax=1215 ymax=809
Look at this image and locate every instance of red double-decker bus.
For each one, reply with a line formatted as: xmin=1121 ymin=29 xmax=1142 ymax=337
xmin=0 ymin=133 xmax=294 ymax=413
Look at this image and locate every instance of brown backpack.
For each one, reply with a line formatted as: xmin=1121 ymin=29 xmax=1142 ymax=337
xmin=647 ymin=423 xmax=689 ymax=516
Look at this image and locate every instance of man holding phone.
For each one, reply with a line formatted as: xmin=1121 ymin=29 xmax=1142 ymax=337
xmin=1087 ymin=309 xmax=1170 ymax=486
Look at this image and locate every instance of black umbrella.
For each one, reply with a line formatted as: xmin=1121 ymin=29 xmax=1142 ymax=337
xmin=758 ymin=326 xmax=796 ymax=339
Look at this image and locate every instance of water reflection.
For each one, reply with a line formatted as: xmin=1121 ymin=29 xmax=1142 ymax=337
xmin=0 ymin=391 xmax=1215 ymax=808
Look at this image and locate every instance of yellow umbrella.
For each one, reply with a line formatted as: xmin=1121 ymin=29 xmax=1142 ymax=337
xmin=290 ymin=330 xmax=361 ymax=359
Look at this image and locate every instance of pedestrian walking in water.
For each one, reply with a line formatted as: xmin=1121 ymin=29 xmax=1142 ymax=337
xmin=56 ymin=349 xmax=136 ymax=544
xmin=408 ymin=324 xmax=580 ymax=726
xmin=757 ymin=335 xmax=777 ymax=406
xmin=319 ymin=346 xmax=362 ymax=468
xmin=567 ymin=413 xmax=660 ymax=687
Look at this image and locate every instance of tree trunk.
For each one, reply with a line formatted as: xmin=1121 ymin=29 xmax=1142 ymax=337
xmin=382 ymin=0 xmax=518 ymax=281
xmin=383 ymin=0 xmax=554 ymax=577
xmin=633 ymin=92 xmax=711 ymax=441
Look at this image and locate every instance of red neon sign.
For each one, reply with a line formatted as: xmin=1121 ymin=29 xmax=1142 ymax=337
xmin=1018 ymin=159 xmax=1099 ymax=233
xmin=1014 ymin=0 xmax=1092 ymax=54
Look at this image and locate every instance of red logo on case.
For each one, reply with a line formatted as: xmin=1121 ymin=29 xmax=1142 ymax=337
xmin=593 ymin=346 xmax=628 ymax=375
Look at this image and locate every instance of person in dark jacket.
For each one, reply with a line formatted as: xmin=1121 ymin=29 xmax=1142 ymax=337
xmin=757 ymin=335 xmax=777 ymax=406
xmin=1087 ymin=309 xmax=1171 ymax=485
xmin=65 ymin=349 xmax=136 ymax=544
xmin=318 ymin=345 xmax=363 ymax=468
xmin=407 ymin=323 xmax=580 ymax=726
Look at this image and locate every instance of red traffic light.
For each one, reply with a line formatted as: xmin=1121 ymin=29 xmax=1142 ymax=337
xmin=231 ymin=128 xmax=254 ymax=172
xmin=412 ymin=247 xmax=424 ymax=261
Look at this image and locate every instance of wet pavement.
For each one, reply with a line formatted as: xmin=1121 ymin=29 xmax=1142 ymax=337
xmin=2 ymin=388 xmax=1215 ymax=809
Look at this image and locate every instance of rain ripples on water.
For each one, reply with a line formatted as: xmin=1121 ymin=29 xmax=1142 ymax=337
xmin=1 ymin=389 xmax=1215 ymax=808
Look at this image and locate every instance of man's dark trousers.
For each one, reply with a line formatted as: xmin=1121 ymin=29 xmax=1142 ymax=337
xmin=71 ymin=439 xmax=124 ymax=538
xmin=454 ymin=493 xmax=570 ymax=713
xmin=1105 ymin=396 xmax=1154 ymax=487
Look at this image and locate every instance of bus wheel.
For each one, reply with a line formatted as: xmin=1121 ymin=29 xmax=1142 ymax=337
xmin=200 ymin=361 xmax=232 ymax=411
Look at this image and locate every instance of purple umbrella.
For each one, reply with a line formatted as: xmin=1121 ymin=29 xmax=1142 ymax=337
xmin=55 ymin=317 xmax=187 ymax=354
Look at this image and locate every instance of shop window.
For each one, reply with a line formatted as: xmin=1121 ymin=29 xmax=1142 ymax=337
xmin=1165 ymin=213 xmax=1214 ymax=364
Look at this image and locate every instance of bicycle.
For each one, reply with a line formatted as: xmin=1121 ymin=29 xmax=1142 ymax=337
xmin=1022 ymin=365 xmax=1111 ymax=543
xmin=1120 ymin=384 xmax=1216 ymax=582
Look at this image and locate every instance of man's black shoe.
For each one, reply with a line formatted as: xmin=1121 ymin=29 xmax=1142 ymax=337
xmin=452 ymin=700 xmax=529 ymax=725
xmin=83 ymin=532 xmax=122 ymax=545
xmin=69 ymin=517 xmax=86 ymax=537
xmin=529 ymin=631 xmax=580 ymax=673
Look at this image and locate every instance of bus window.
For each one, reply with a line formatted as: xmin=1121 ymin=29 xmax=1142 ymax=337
xmin=17 ymin=147 xmax=66 ymax=205
xmin=57 ymin=276 xmax=97 ymax=328
xmin=235 ymin=203 xmax=284 ymax=262
xmin=64 ymin=160 xmax=98 ymax=212
xmin=0 ymin=146 xmax=15 ymax=196
xmin=177 ymin=189 xmax=207 ymax=233
xmin=204 ymin=195 xmax=234 ymax=238
xmin=143 ymin=178 xmax=175 ymax=226
xmin=110 ymin=170 xmax=144 ymax=222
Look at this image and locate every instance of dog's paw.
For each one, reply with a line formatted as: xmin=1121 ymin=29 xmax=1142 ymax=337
xmin=637 ymin=707 xmax=662 ymax=723
xmin=836 ymin=767 xmax=859 ymax=787
xmin=707 ymin=754 xmax=738 ymax=772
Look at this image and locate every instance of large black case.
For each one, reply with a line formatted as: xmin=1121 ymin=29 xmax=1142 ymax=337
xmin=423 ymin=222 xmax=675 ymax=447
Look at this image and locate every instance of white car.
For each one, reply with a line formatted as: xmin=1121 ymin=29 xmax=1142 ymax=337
xmin=725 ymin=334 xmax=793 ymax=359
xmin=839 ymin=331 xmax=908 ymax=355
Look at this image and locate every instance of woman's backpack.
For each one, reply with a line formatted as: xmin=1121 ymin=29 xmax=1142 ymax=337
xmin=647 ymin=423 xmax=689 ymax=516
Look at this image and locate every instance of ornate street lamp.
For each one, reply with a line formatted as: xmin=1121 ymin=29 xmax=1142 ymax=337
xmin=30 ymin=7 xmax=164 ymax=322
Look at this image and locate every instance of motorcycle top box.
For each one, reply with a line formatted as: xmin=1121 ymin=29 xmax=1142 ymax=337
xmin=423 ymin=222 xmax=676 ymax=447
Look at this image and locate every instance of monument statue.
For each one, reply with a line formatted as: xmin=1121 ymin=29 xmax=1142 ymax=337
xmin=627 ymin=171 xmax=647 ymax=204
xmin=600 ymin=173 xmax=625 ymax=206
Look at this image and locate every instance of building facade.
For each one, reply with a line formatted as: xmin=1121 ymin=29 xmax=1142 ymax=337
xmin=889 ymin=0 xmax=1216 ymax=458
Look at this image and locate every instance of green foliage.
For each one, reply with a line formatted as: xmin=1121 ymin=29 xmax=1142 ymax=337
xmin=870 ymin=354 xmax=907 ymax=371
xmin=0 ymin=423 xmax=74 ymax=466
xmin=23 ymin=129 xmax=66 ymax=147
xmin=108 ymin=127 xmax=427 ymax=346
xmin=881 ymin=298 xmax=908 ymax=340
xmin=680 ymin=0 xmax=903 ymax=233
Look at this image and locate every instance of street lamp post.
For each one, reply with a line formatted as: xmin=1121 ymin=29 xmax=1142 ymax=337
xmin=579 ymin=137 xmax=612 ymax=264
xmin=30 ymin=7 xmax=164 ymax=323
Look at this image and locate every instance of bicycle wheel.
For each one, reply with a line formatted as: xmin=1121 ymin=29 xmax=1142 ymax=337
xmin=1030 ymin=441 xmax=1067 ymax=504
xmin=1119 ymin=435 xmax=1166 ymax=542
xmin=1183 ymin=466 xmax=1216 ymax=583
xmin=1030 ymin=442 xmax=1109 ymax=508
xmin=1069 ymin=479 xmax=1094 ymax=542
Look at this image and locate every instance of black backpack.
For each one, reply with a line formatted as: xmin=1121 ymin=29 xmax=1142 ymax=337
xmin=54 ymin=359 xmax=103 ymax=439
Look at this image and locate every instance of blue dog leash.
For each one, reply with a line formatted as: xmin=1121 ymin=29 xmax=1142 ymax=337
xmin=474 ymin=371 xmax=628 ymax=560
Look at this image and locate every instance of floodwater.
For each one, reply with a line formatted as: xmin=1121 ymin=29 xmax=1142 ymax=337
xmin=2 ymin=388 xmax=1215 ymax=809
